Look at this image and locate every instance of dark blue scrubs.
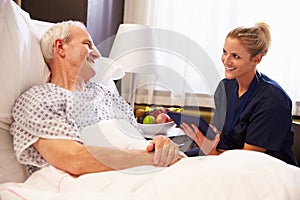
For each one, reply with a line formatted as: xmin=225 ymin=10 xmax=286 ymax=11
xmin=212 ymin=71 xmax=298 ymax=166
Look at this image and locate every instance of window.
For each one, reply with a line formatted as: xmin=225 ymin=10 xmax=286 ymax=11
xmin=123 ymin=0 xmax=300 ymax=115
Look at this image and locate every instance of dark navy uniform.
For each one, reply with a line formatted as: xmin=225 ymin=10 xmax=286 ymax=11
xmin=213 ymin=71 xmax=298 ymax=166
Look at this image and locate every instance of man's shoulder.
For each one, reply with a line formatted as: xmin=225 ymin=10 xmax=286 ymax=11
xmin=25 ymin=82 xmax=49 ymax=91
xmin=20 ymin=83 xmax=53 ymax=97
xmin=17 ymin=83 xmax=67 ymax=105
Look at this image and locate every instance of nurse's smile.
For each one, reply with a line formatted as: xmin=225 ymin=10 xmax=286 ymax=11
xmin=225 ymin=66 xmax=237 ymax=71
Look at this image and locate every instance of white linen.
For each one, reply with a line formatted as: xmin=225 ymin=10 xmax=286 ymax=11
xmin=1 ymin=150 xmax=300 ymax=200
xmin=81 ymin=119 xmax=149 ymax=150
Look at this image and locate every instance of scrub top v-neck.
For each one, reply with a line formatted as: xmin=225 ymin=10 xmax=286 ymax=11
xmin=213 ymin=71 xmax=298 ymax=166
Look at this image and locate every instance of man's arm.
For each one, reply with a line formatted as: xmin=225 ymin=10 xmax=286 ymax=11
xmin=33 ymin=136 xmax=182 ymax=176
xmin=33 ymin=139 xmax=153 ymax=176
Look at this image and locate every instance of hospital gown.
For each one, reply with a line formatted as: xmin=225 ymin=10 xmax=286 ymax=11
xmin=10 ymin=82 xmax=137 ymax=173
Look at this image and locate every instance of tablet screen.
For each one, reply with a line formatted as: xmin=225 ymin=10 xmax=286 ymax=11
xmin=167 ymin=111 xmax=216 ymax=140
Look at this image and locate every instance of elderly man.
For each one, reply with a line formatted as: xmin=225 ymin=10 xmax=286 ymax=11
xmin=10 ymin=20 xmax=182 ymax=176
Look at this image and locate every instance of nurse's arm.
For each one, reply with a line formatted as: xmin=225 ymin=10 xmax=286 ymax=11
xmin=243 ymin=143 xmax=266 ymax=152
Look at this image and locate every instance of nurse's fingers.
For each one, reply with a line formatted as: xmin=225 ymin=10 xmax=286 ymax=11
xmin=180 ymin=122 xmax=197 ymax=140
xmin=190 ymin=123 xmax=205 ymax=141
xmin=209 ymin=124 xmax=221 ymax=135
xmin=200 ymin=133 xmax=221 ymax=155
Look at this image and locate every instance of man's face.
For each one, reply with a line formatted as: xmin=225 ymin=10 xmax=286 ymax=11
xmin=64 ymin=26 xmax=100 ymax=82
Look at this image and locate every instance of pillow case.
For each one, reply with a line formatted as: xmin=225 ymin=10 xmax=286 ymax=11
xmin=0 ymin=0 xmax=49 ymax=183
xmin=0 ymin=0 xmax=50 ymax=131
xmin=91 ymin=57 xmax=125 ymax=91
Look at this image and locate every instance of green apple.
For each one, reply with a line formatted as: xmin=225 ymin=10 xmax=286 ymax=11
xmin=143 ymin=115 xmax=156 ymax=124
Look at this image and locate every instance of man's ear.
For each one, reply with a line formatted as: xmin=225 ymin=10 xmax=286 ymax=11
xmin=53 ymin=39 xmax=65 ymax=58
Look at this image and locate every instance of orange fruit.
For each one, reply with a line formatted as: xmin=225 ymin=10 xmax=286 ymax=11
xmin=135 ymin=108 xmax=146 ymax=118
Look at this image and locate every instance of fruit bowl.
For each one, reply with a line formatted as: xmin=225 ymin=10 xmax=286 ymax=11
xmin=137 ymin=121 xmax=175 ymax=135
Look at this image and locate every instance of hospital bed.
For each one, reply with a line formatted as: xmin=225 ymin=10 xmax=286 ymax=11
xmin=1 ymin=0 xmax=300 ymax=199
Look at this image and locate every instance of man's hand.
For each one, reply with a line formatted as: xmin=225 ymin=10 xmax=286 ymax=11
xmin=146 ymin=135 xmax=182 ymax=167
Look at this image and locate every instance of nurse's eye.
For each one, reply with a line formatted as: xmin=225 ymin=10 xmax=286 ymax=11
xmin=222 ymin=49 xmax=227 ymax=55
xmin=233 ymin=54 xmax=241 ymax=59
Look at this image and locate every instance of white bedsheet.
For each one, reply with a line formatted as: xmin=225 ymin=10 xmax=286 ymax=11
xmin=1 ymin=150 xmax=300 ymax=200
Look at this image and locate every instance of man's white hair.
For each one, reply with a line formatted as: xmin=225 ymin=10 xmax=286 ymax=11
xmin=40 ymin=20 xmax=87 ymax=65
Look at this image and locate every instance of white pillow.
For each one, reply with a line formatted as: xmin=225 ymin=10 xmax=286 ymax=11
xmin=0 ymin=0 xmax=49 ymax=183
xmin=0 ymin=0 xmax=50 ymax=131
xmin=90 ymin=57 xmax=125 ymax=91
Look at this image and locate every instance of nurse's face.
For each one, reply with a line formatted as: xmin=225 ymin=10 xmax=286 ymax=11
xmin=221 ymin=37 xmax=257 ymax=81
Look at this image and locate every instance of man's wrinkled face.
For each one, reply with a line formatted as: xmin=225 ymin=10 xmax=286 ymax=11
xmin=65 ymin=26 xmax=100 ymax=82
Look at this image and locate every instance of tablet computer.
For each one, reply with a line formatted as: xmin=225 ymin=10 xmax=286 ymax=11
xmin=167 ymin=111 xmax=216 ymax=140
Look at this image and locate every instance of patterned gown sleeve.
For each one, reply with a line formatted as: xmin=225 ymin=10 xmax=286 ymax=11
xmin=10 ymin=85 xmax=82 ymax=171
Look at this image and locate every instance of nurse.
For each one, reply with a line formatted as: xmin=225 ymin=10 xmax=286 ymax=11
xmin=181 ymin=22 xmax=299 ymax=166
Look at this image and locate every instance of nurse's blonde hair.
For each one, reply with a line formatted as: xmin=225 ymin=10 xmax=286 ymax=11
xmin=227 ymin=22 xmax=271 ymax=58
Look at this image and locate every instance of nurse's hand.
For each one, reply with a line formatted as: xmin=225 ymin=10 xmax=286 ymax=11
xmin=181 ymin=123 xmax=221 ymax=155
